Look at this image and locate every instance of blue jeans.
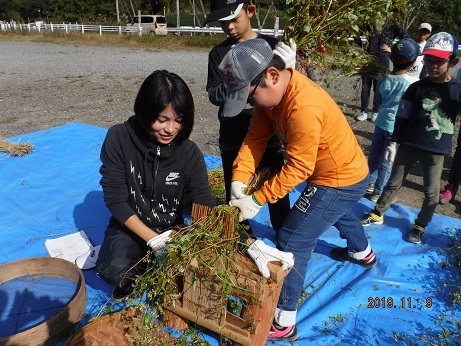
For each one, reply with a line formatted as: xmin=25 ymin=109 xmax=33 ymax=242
xmin=275 ymin=176 xmax=370 ymax=312
xmin=368 ymin=126 xmax=393 ymax=195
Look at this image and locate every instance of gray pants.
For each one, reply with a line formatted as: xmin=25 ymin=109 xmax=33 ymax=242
xmin=376 ymin=143 xmax=444 ymax=227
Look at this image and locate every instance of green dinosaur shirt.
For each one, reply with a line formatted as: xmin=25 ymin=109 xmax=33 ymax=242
xmin=393 ymin=77 xmax=461 ymax=155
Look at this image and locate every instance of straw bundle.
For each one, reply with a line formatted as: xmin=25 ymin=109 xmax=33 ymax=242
xmin=0 ymin=139 xmax=33 ymax=156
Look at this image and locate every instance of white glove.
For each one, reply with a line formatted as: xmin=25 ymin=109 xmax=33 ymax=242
xmin=384 ymin=141 xmax=398 ymax=164
xmin=273 ymin=38 xmax=297 ymax=69
xmin=146 ymin=230 xmax=172 ymax=252
xmin=229 ymin=194 xmax=262 ymax=222
xmin=230 ymin=181 xmax=247 ymax=200
xmin=247 ymin=239 xmax=294 ymax=278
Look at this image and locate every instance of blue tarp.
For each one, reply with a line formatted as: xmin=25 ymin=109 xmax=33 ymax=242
xmin=1 ymin=123 xmax=460 ymax=345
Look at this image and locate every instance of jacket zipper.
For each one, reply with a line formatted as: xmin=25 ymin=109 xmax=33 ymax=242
xmin=150 ymin=146 xmax=161 ymax=202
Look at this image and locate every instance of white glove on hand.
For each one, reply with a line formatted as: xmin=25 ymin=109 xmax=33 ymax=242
xmin=229 ymin=194 xmax=262 ymax=222
xmin=230 ymin=181 xmax=247 ymax=200
xmin=146 ymin=230 xmax=172 ymax=252
xmin=247 ymin=239 xmax=294 ymax=278
xmin=273 ymin=38 xmax=297 ymax=69
xmin=384 ymin=141 xmax=398 ymax=164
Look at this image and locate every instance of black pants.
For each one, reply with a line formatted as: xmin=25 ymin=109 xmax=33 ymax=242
xmin=95 ymin=218 xmax=149 ymax=289
xmin=221 ymin=146 xmax=290 ymax=231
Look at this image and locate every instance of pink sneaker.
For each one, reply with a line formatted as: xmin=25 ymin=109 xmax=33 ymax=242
xmin=439 ymin=183 xmax=455 ymax=204
xmin=268 ymin=323 xmax=298 ymax=341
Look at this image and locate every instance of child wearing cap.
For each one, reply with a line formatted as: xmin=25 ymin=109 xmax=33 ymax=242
xmin=205 ymin=0 xmax=296 ymax=232
xmin=366 ymin=38 xmax=420 ymax=202
xmin=219 ymin=38 xmax=376 ymax=341
xmin=439 ymin=61 xmax=461 ymax=204
xmin=361 ymin=32 xmax=461 ymax=244
xmin=407 ymin=22 xmax=432 ymax=79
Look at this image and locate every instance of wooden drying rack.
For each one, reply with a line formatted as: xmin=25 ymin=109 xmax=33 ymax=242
xmin=162 ymin=204 xmax=290 ymax=346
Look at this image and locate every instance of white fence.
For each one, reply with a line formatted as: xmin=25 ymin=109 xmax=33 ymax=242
xmin=0 ymin=22 xmax=284 ymax=37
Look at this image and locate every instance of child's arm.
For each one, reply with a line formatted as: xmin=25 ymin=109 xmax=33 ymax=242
xmin=391 ymin=98 xmax=412 ymax=143
xmin=206 ymin=48 xmax=228 ymax=107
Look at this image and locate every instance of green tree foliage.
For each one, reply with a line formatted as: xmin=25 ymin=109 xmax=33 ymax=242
xmin=1 ymin=0 xmax=460 ymax=39
xmin=280 ymin=0 xmax=460 ymax=81
xmin=412 ymin=1 xmax=460 ymax=38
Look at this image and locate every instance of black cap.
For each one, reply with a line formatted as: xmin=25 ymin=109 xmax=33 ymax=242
xmin=204 ymin=0 xmax=250 ymax=24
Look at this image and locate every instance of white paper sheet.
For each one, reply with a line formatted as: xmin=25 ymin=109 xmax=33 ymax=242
xmin=44 ymin=230 xmax=93 ymax=263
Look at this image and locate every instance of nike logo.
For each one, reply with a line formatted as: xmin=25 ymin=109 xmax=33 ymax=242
xmin=165 ymin=172 xmax=180 ymax=182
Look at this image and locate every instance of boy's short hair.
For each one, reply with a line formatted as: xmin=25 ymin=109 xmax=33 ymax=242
xmin=420 ymin=32 xmax=459 ymax=59
xmin=204 ymin=0 xmax=250 ymax=24
xmin=391 ymin=38 xmax=420 ymax=64
xmin=218 ymin=38 xmax=273 ymax=117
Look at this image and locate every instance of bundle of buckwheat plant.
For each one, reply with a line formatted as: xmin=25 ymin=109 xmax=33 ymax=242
xmin=0 ymin=139 xmax=33 ymax=156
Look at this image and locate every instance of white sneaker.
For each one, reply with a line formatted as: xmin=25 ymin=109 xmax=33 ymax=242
xmin=357 ymin=111 xmax=368 ymax=121
xmin=75 ymin=245 xmax=101 ymax=270
xmin=371 ymin=112 xmax=378 ymax=123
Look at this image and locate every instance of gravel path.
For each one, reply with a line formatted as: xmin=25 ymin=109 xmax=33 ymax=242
xmin=0 ymin=41 xmax=220 ymax=155
xmin=1 ymin=41 xmax=460 ymax=219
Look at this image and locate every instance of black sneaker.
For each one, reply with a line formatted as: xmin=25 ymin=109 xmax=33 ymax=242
xmin=111 ymin=285 xmax=133 ymax=301
xmin=406 ymin=224 xmax=425 ymax=244
xmin=360 ymin=211 xmax=383 ymax=226
xmin=268 ymin=322 xmax=298 ymax=342
xmin=330 ymin=247 xmax=377 ymax=269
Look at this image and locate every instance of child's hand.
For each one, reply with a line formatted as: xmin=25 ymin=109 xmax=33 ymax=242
xmin=247 ymin=239 xmax=294 ymax=278
xmin=274 ymin=38 xmax=297 ymax=69
xmin=384 ymin=141 xmax=398 ymax=164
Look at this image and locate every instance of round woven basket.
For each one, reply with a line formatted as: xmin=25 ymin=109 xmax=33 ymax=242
xmin=66 ymin=308 xmax=176 ymax=345
xmin=0 ymin=257 xmax=87 ymax=345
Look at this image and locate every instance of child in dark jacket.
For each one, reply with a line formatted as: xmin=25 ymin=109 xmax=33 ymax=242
xmin=205 ymin=0 xmax=296 ymax=232
xmin=361 ymin=32 xmax=461 ymax=244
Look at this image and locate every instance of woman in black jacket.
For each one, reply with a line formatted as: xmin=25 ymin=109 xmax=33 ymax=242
xmin=95 ymin=70 xmax=215 ymax=299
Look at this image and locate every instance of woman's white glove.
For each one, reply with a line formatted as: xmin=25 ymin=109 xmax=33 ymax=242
xmin=230 ymin=181 xmax=247 ymax=200
xmin=229 ymin=194 xmax=262 ymax=222
xmin=273 ymin=38 xmax=297 ymax=69
xmin=247 ymin=239 xmax=294 ymax=278
xmin=146 ymin=230 xmax=173 ymax=252
xmin=384 ymin=141 xmax=398 ymax=164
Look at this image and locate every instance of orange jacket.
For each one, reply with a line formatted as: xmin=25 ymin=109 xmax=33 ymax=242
xmin=232 ymin=70 xmax=368 ymax=205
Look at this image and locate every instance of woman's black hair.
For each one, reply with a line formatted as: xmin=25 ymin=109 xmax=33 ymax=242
xmin=134 ymin=70 xmax=194 ymax=141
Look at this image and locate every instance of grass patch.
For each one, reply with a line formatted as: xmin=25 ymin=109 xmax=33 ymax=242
xmin=0 ymin=30 xmax=227 ymax=51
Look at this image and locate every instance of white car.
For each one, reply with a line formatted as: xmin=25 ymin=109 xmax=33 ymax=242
xmin=127 ymin=15 xmax=168 ymax=36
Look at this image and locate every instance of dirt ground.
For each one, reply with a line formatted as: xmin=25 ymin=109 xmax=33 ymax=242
xmin=1 ymin=40 xmax=460 ymax=220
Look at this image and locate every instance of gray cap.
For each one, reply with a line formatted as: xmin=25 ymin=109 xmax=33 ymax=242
xmin=218 ymin=39 xmax=274 ymax=117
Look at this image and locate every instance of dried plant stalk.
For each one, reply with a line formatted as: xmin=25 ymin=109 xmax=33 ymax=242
xmin=0 ymin=140 xmax=33 ymax=156
xmin=207 ymin=168 xmax=226 ymax=205
xmin=245 ymin=167 xmax=275 ymax=195
xmin=191 ymin=204 xmax=212 ymax=223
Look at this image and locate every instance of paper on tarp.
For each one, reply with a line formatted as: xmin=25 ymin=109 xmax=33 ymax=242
xmin=44 ymin=230 xmax=93 ymax=263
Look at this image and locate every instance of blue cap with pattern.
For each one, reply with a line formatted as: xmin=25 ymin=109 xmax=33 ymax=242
xmin=421 ymin=32 xmax=459 ymax=59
